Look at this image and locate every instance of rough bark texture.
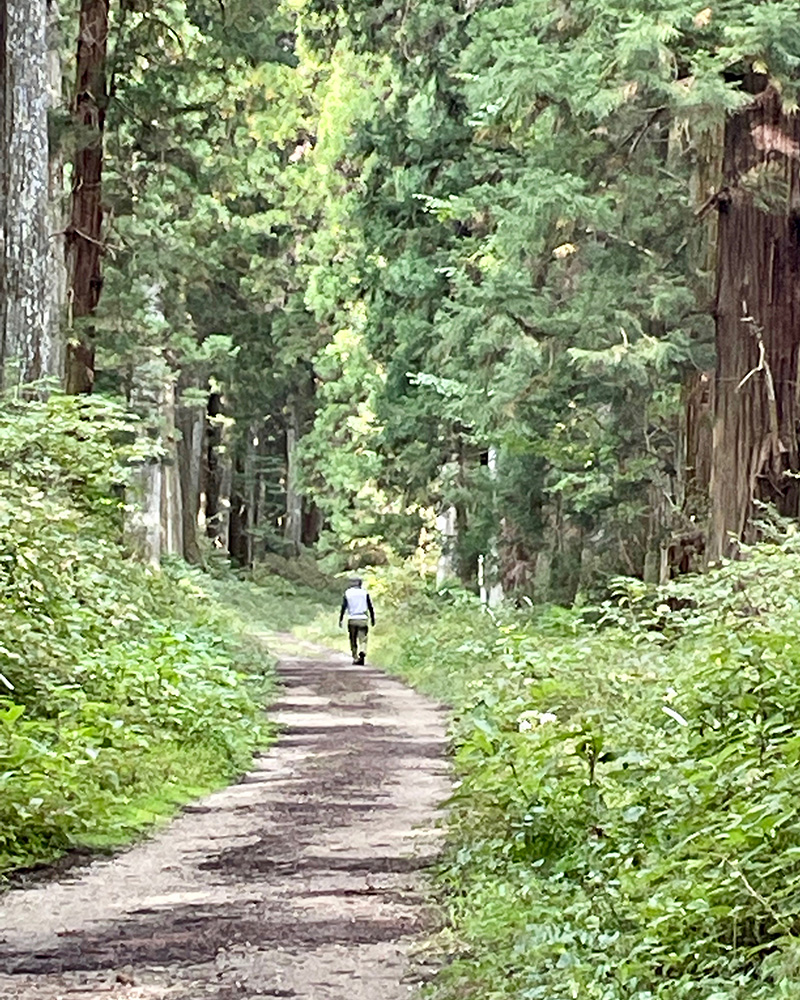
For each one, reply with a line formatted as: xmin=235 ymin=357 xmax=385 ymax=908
xmin=44 ymin=0 xmax=67 ymax=380
xmin=65 ymin=0 xmax=108 ymax=394
xmin=708 ymin=85 xmax=800 ymax=561
xmin=0 ymin=0 xmax=52 ymax=384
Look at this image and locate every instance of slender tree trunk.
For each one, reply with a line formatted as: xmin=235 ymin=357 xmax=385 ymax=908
xmin=160 ymin=381 xmax=184 ymax=558
xmin=284 ymin=401 xmax=302 ymax=556
xmin=481 ymin=446 xmax=503 ymax=606
xmin=45 ymin=0 xmax=67 ymax=379
xmin=228 ymin=466 xmax=248 ymax=567
xmin=65 ymin=0 xmax=108 ymax=394
xmin=301 ymin=501 xmax=322 ymax=546
xmin=205 ymin=392 xmax=232 ymax=553
xmin=176 ymin=399 xmax=205 ymax=564
xmin=708 ymin=85 xmax=800 ymax=561
xmin=0 ymin=0 xmax=54 ymax=384
xmin=436 ymin=505 xmax=458 ymax=585
xmin=242 ymin=421 xmax=258 ymax=566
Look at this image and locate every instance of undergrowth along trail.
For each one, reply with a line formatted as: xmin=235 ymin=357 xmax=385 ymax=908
xmin=0 ymin=396 xmax=310 ymax=879
xmin=316 ymin=557 xmax=800 ymax=1000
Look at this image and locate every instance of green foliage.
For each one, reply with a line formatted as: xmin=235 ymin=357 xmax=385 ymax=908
xmin=0 ymin=395 xmax=273 ymax=875
xmin=274 ymin=0 xmax=800 ymax=589
xmin=367 ymin=550 xmax=800 ymax=998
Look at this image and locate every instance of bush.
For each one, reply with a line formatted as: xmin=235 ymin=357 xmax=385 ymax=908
xmin=0 ymin=394 xmax=273 ymax=875
xmin=368 ymin=549 xmax=800 ymax=999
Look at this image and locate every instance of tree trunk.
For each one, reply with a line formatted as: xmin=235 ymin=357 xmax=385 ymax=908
xmin=0 ymin=0 xmax=53 ymax=384
xmin=242 ymin=421 xmax=258 ymax=566
xmin=160 ymin=380 xmax=184 ymax=558
xmin=65 ymin=0 xmax=108 ymax=394
xmin=126 ymin=459 xmax=162 ymax=567
xmin=228 ymin=474 xmax=248 ymax=566
xmin=481 ymin=446 xmax=504 ymax=606
xmin=284 ymin=402 xmax=302 ymax=556
xmin=205 ymin=392 xmax=232 ymax=553
xmin=436 ymin=505 xmax=458 ymax=585
xmin=708 ymin=85 xmax=800 ymax=562
xmin=301 ymin=500 xmax=323 ymax=546
xmin=125 ymin=353 xmax=183 ymax=567
xmin=176 ymin=400 xmax=205 ymax=564
xmin=44 ymin=0 xmax=67 ymax=380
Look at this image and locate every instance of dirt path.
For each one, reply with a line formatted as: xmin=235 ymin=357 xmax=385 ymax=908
xmin=0 ymin=635 xmax=450 ymax=1000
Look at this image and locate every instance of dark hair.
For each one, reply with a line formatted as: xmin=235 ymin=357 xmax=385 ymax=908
xmin=350 ymin=577 xmax=363 ymax=588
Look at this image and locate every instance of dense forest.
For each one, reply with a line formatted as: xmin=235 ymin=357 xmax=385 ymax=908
xmin=7 ymin=2 xmax=800 ymax=998
xmin=7 ymin=0 xmax=800 ymax=600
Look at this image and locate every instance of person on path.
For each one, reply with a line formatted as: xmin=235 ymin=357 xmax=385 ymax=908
xmin=339 ymin=577 xmax=375 ymax=665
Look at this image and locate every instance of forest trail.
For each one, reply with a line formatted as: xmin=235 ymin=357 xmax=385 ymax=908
xmin=0 ymin=635 xmax=450 ymax=1000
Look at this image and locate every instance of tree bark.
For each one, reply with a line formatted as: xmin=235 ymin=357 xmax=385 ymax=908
xmin=284 ymin=401 xmax=303 ymax=556
xmin=242 ymin=421 xmax=259 ymax=566
xmin=44 ymin=0 xmax=67 ymax=380
xmin=708 ymin=85 xmax=800 ymax=561
xmin=228 ymin=471 xmax=249 ymax=566
xmin=65 ymin=0 xmax=108 ymax=394
xmin=125 ymin=352 xmax=183 ymax=567
xmin=436 ymin=505 xmax=458 ymax=585
xmin=160 ymin=381 xmax=184 ymax=558
xmin=301 ymin=501 xmax=323 ymax=547
xmin=0 ymin=0 xmax=53 ymax=384
xmin=176 ymin=400 xmax=205 ymax=564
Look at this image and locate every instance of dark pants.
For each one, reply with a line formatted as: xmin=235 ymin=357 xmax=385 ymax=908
xmin=348 ymin=620 xmax=368 ymax=661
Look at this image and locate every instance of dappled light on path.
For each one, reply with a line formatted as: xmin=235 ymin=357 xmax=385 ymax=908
xmin=0 ymin=636 xmax=450 ymax=1000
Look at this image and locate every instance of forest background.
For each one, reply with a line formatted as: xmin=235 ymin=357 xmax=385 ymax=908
xmin=10 ymin=0 xmax=800 ymax=595
xmin=6 ymin=2 xmax=800 ymax=999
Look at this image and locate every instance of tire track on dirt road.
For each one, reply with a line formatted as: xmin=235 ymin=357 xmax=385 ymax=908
xmin=0 ymin=635 xmax=451 ymax=1000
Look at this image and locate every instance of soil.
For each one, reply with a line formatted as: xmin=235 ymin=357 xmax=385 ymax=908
xmin=0 ymin=634 xmax=451 ymax=1000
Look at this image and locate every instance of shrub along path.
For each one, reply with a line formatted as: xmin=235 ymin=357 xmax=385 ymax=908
xmin=0 ymin=634 xmax=449 ymax=1000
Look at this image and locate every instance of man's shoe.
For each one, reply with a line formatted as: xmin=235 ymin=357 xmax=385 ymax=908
xmin=358 ymin=652 xmax=365 ymax=665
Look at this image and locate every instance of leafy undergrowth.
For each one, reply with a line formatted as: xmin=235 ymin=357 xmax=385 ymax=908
xmin=359 ymin=556 xmax=800 ymax=999
xmin=0 ymin=394 xmax=276 ymax=878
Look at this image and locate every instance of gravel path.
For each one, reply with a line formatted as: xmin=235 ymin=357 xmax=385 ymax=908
xmin=0 ymin=634 xmax=450 ymax=1000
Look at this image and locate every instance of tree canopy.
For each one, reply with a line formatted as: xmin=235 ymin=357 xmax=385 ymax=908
xmin=6 ymin=0 xmax=800 ymax=593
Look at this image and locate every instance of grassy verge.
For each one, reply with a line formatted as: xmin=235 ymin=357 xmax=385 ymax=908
xmin=0 ymin=557 xmax=283 ymax=876
xmin=319 ymin=557 xmax=800 ymax=1000
xmin=0 ymin=396 xmax=284 ymax=878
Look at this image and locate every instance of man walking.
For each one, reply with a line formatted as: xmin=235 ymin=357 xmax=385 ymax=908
xmin=339 ymin=577 xmax=376 ymax=665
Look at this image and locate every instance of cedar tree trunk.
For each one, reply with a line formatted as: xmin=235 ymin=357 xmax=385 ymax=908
xmin=284 ymin=400 xmax=302 ymax=556
xmin=65 ymin=0 xmax=108 ymax=394
xmin=0 ymin=0 xmax=52 ymax=383
xmin=708 ymin=85 xmax=800 ymax=561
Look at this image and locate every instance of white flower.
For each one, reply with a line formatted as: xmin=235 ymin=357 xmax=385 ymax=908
xmin=538 ymin=712 xmax=558 ymax=725
xmin=518 ymin=719 xmax=533 ymax=732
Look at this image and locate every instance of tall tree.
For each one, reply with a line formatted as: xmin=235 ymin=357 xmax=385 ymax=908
xmin=65 ymin=0 xmax=108 ymax=394
xmin=708 ymin=81 xmax=800 ymax=561
xmin=0 ymin=0 xmax=56 ymax=384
